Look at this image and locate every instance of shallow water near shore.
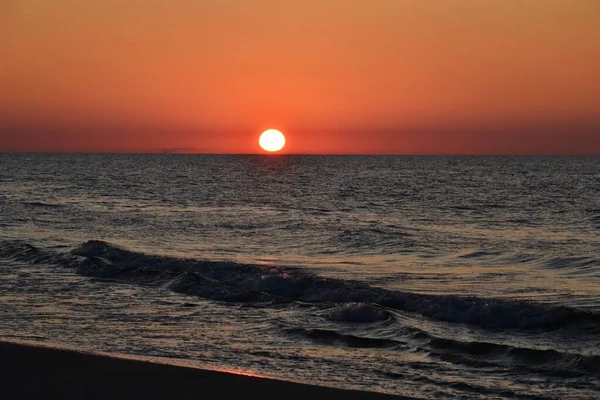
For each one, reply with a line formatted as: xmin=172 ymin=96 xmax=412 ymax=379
xmin=1 ymin=154 xmax=599 ymax=398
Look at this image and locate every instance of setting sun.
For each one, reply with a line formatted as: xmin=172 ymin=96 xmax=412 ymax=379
xmin=259 ymin=129 xmax=286 ymax=152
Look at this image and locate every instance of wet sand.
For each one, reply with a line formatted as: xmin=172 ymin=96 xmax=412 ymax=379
xmin=0 ymin=341 xmax=411 ymax=399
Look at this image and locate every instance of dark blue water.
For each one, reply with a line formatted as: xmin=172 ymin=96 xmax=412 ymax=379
xmin=1 ymin=154 xmax=599 ymax=398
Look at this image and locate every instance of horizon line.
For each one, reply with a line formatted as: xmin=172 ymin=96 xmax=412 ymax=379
xmin=1 ymin=151 xmax=599 ymax=157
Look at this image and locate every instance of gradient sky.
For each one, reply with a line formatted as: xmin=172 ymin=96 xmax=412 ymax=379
xmin=1 ymin=0 xmax=599 ymax=154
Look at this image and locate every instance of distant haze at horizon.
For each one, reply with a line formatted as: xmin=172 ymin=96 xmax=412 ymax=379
xmin=1 ymin=0 xmax=599 ymax=154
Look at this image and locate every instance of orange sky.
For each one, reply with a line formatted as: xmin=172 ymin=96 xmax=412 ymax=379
xmin=1 ymin=0 xmax=599 ymax=154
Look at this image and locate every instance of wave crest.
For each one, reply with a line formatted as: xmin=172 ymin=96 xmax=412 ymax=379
xmin=326 ymin=303 xmax=391 ymax=322
xmin=2 ymin=239 xmax=600 ymax=332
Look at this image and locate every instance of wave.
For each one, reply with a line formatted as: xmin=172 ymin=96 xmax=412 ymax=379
xmin=540 ymin=256 xmax=600 ymax=270
xmin=23 ymin=201 xmax=64 ymax=208
xmin=283 ymin=327 xmax=399 ymax=348
xmin=284 ymin=323 xmax=600 ymax=376
xmin=457 ymin=249 xmax=505 ymax=259
xmin=325 ymin=303 xmax=391 ymax=323
xmin=427 ymin=337 xmax=600 ymax=376
xmin=534 ymin=256 xmax=600 ymax=278
xmin=0 ymin=240 xmax=79 ymax=267
xmin=331 ymin=225 xmax=416 ymax=254
xmin=2 ymin=239 xmax=600 ymax=332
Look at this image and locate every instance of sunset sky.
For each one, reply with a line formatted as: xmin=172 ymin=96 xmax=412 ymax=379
xmin=1 ymin=0 xmax=599 ymax=154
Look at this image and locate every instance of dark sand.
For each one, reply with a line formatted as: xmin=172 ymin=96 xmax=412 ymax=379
xmin=1 ymin=341 xmax=411 ymax=399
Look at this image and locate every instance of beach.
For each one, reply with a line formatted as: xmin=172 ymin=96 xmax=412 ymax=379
xmin=0 ymin=341 xmax=408 ymax=400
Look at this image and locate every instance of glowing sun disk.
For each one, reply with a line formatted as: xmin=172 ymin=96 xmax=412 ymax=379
xmin=259 ymin=129 xmax=286 ymax=152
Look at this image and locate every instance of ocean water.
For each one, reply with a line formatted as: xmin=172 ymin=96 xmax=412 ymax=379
xmin=1 ymin=154 xmax=599 ymax=399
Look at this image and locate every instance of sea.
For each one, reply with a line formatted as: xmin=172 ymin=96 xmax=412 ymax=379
xmin=1 ymin=154 xmax=599 ymax=399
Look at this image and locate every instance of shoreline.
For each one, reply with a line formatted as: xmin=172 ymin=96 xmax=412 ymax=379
xmin=0 ymin=340 xmax=413 ymax=399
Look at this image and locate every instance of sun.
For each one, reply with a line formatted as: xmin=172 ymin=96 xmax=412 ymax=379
xmin=259 ymin=129 xmax=286 ymax=152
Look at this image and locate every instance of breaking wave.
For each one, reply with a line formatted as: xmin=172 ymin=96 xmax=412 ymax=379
xmin=2 ymin=239 xmax=600 ymax=332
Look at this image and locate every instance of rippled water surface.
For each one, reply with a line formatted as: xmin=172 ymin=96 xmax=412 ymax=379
xmin=1 ymin=154 xmax=599 ymax=399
